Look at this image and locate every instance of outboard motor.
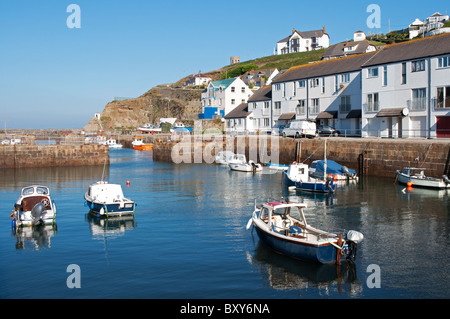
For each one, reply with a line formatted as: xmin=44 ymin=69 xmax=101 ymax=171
xmin=31 ymin=202 xmax=46 ymax=226
xmin=346 ymin=230 xmax=364 ymax=262
xmin=443 ymin=175 xmax=450 ymax=185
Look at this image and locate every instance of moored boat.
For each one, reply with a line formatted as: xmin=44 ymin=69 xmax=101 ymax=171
xmin=85 ymin=181 xmax=136 ymax=217
xmin=396 ymin=167 xmax=450 ymax=189
xmin=215 ymin=151 xmax=235 ymax=165
xmin=11 ymin=185 xmax=57 ymax=228
xmin=105 ymin=138 xmax=123 ymax=149
xmin=309 ymin=160 xmax=357 ymax=181
xmin=229 ymin=160 xmax=263 ymax=172
xmin=246 ymin=200 xmax=364 ymax=264
xmin=283 ymin=162 xmax=335 ymax=193
xmin=137 ymin=123 xmax=162 ymax=134
xmin=132 ymin=137 xmax=153 ymax=151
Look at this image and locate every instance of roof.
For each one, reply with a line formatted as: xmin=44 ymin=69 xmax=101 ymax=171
xmin=316 ymin=111 xmax=337 ymax=119
xmin=362 ymin=33 xmax=450 ymax=67
xmin=209 ymin=78 xmax=237 ymax=91
xmin=247 ymin=85 xmax=272 ymax=102
xmin=278 ymin=113 xmax=296 ymax=120
xmin=376 ymin=108 xmax=407 ymax=117
xmin=224 ymin=103 xmax=252 ymax=119
xmin=272 ymin=52 xmax=376 ymax=83
xmin=278 ymin=29 xmax=327 ymax=43
xmin=323 ymin=40 xmax=376 ymax=59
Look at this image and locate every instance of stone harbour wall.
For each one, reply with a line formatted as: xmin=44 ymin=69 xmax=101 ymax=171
xmin=0 ymin=145 xmax=109 ymax=168
xmin=153 ymin=136 xmax=450 ymax=178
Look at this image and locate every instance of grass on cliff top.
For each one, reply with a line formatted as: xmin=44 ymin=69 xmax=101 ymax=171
xmin=220 ymin=48 xmax=326 ymax=78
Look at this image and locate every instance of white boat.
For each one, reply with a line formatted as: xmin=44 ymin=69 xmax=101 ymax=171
xmin=246 ymin=200 xmax=364 ymax=264
xmin=11 ymin=185 xmax=57 ymax=228
xmin=396 ymin=167 xmax=450 ymax=189
xmin=229 ymin=160 xmax=263 ymax=172
xmin=215 ymin=151 xmax=235 ymax=165
xmin=227 ymin=154 xmax=247 ymax=166
xmin=85 ymin=181 xmax=136 ymax=217
xmin=105 ymin=138 xmax=123 ymax=149
xmin=137 ymin=123 xmax=162 ymax=134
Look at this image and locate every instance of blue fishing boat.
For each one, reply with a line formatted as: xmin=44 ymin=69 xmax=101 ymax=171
xmin=85 ymin=181 xmax=136 ymax=217
xmin=246 ymin=200 xmax=364 ymax=264
xmin=309 ymin=160 xmax=357 ymax=180
xmin=283 ymin=162 xmax=336 ymax=193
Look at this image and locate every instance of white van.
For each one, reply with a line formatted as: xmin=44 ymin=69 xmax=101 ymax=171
xmin=282 ymin=120 xmax=317 ymax=138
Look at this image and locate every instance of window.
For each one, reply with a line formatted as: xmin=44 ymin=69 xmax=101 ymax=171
xmin=311 ymin=98 xmax=320 ymax=114
xmin=263 ymin=118 xmax=270 ymax=127
xmin=321 ymin=77 xmax=325 ymax=93
xmin=368 ymin=67 xmax=379 ymax=78
xmin=366 ymin=93 xmax=379 ymax=112
xmin=274 ymin=101 xmax=281 ymax=110
xmin=383 ymin=66 xmax=388 ymax=86
xmin=341 ymin=73 xmax=350 ymax=82
xmin=438 ymin=56 xmax=450 ymax=68
xmin=437 ymin=86 xmax=450 ymax=108
xmin=335 ymin=75 xmax=339 ymax=92
xmin=296 ymin=100 xmax=306 ymax=115
xmin=241 ymin=87 xmax=245 ymax=93
xmin=412 ymin=88 xmax=426 ymax=111
xmin=275 ymin=84 xmax=281 ymax=90
xmin=241 ymin=99 xmax=245 ymax=104
xmin=298 ymin=80 xmax=306 ymax=88
xmin=310 ymin=78 xmax=320 ymax=88
xmin=231 ymin=99 xmax=235 ymax=105
xmin=340 ymin=96 xmax=351 ymax=112
xmin=411 ymin=60 xmax=425 ymax=72
xmin=401 ymin=63 xmax=407 ymax=84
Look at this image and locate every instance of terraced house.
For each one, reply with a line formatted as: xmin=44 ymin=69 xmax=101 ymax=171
xmin=360 ymin=33 xmax=450 ymax=138
xmin=262 ymin=33 xmax=450 ymax=138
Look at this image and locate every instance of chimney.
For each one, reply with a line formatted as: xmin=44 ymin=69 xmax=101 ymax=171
xmin=323 ymin=26 xmax=327 ymax=34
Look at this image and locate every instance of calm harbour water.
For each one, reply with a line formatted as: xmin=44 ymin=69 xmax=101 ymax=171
xmin=0 ymin=148 xmax=449 ymax=299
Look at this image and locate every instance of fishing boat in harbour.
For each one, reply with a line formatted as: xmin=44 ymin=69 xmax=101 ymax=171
xmin=283 ymin=162 xmax=335 ymax=193
xmin=11 ymin=185 xmax=57 ymax=228
xmin=105 ymin=138 xmax=123 ymax=149
xmin=246 ymin=200 xmax=364 ymax=264
xmin=396 ymin=167 xmax=450 ymax=189
xmin=215 ymin=151 xmax=235 ymax=165
xmin=85 ymin=181 xmax=136 ymax=217
xmin=132 ymin=137 xmax=153 ymax=151
xmin=309 ymin=160 xmax=357 ymax=181
xmin=229 ymin=160 xmax=263 ymax=172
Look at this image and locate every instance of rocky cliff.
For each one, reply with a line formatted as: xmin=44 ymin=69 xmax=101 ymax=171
xmin=84 ymin=87 xmax=203 ymax=132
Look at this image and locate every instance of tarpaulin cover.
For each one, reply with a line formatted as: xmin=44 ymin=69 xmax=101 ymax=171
xmin=315 ymin=160 xmax=356 ymax=175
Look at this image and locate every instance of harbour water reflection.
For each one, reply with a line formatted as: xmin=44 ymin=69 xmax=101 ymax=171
xmin=0 ymin=148 xmax=449 ymax=299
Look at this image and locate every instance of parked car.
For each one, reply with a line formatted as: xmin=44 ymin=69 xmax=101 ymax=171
xmin=282 ymin=120 xmax=316 ymax=138
xmin=271 ymin=124 xmax=285 ymax=136
xmin=317 ymin=125 xmax=340 ymax=137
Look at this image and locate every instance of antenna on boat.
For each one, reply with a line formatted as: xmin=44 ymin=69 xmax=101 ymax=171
xmin=101 ymin=154 xmax=107 ymax=182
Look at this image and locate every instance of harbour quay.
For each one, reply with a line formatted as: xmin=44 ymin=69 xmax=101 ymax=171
xmin=0 ymin=144 xmax=109 ymax=169
xmin=153 ymin=135 xmax=450 ymax=178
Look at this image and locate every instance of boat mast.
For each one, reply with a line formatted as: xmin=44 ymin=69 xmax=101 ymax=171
xmin=323 ymin=140 xmax=327 ymax=180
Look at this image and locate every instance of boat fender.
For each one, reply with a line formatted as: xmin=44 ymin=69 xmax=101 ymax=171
xmin=346 ymin=230 xmax=364 ymax=244
xmin=443 ymin=175 xmax=450 ymax=185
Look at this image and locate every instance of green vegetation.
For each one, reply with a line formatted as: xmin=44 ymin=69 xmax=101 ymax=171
xmin=219 ymin=49 xmax=326 ymax=79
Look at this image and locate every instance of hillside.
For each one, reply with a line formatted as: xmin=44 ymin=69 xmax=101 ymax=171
xmin=84 ymin=49 xmax=326 ymax=132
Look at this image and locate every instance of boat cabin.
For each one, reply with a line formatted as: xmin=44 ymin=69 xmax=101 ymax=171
xmin=18 ymin=186 xmax=52 ymax=211
xmin=286 ymin=162 xmax=309 ymax=182
xmin=400 ymin=167 xmax=425 ymax=178
xmin=87 ymin=182 xmax=125 ymax=204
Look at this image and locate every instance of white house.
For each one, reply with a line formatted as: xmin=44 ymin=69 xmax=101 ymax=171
xmin=323 ymin=31 xmax=377 ymax=60
xmin=241 ymin=68 xmax=279 ymax=89
xmin=184 ymin=72 xmax=212 ymax=87
xmin=275 ymin=27 xmax=329 ymax=55
xmin=246 ymin=85 xmax=273 ymax=133
xmin=201 ymin=77 xmax=253 ymax=116
xmin=270 ymin=53 xmax=377 ymax=136
xmin=224 ymin=103 xmax=255 ymax=133
xmin=361 ymin=33 xmax=450 ymax=138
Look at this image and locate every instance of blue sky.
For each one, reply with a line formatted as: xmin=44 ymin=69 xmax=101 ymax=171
xmin=0 ymin=0 xmax=448 ymax=129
